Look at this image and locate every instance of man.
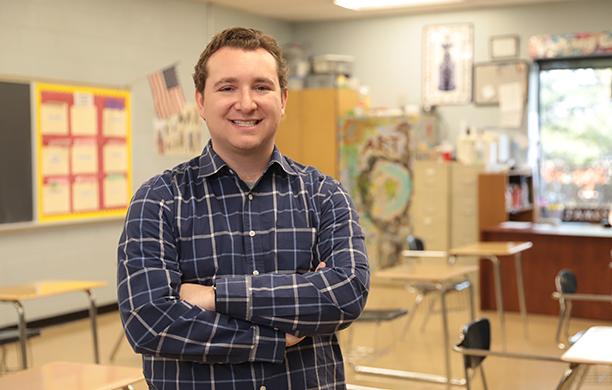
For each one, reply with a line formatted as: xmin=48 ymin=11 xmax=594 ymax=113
xmin=117 ymin=27 xmax=370 ymax=389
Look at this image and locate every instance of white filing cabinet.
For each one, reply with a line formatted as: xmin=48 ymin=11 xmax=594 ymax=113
xmin=411 ymin=161 xmax=481 ymax=251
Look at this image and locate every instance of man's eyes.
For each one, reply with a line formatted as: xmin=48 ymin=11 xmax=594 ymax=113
xmin=254 ymin=84 xmax=273 ymax=92
xmin=216 ymin=84 xmax=274 ymax=92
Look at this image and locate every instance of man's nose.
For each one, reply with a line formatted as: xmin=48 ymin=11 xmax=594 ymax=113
xmin=236 ymin=89 xmax=257 ymax=111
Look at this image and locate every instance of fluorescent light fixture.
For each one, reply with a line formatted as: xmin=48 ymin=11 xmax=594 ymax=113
xmin=334 ymin=0 xmax=463 ymax=11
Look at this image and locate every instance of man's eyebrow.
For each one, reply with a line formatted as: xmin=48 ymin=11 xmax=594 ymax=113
xmin=253 ymin=77 xmax=275 ymax=84
xmin=213 ymin=78 xmax=238 ymax=87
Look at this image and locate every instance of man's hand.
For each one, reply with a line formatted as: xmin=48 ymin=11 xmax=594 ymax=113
xmin=179 ymin=283 xmax=216 ymax=311
xmin=285 ymin=333 xmax=305 ymax=347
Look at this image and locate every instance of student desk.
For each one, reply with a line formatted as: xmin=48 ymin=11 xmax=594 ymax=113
xmin=0 ymin=361 xmax=143 ymax=389
xmin=0 ymin=280 xmax=106 ymax=369
xmin=449 ymin=241 xmax=532 ymax=347
xmin=352 ymin=263 xmax=478 ymax=389
xmin=558 ymin=326 xmax=612 ymax=389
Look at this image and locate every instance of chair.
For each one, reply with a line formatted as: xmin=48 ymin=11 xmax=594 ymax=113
xmin=454 ymin=318 xmax=571 ymax=390
xmin=345 ymin=308 xmax=409 ymax=359
xmin=401 ymin=235 xmax=468 ymax=334
xmin=552 ymin=268 xmax=612 ymax=349
xmin=455 ymin=318 xmax=490 ymax=389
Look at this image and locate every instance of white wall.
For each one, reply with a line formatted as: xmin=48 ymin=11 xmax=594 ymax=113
xmin=293 ymin=0 xmax=612 ymax=145
xmin=0 ymin=0 xmax=292 ymax=327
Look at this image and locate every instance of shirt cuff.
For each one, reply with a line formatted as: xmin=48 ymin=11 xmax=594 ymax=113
xmin=215 ymin=276 xmax=252 ymax=321
xmin=249 ymin=325 xmax=286 ymax=363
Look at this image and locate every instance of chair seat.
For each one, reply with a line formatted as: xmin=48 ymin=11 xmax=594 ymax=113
xmin=0 ymin=329 xmax=41 ymax=345
xmin=357 ymin=309 xmax=408 ymax=322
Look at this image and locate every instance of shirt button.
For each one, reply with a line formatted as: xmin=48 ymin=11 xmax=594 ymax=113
xmin=249 ymin=230 xmax=255 ymax=237
xmin=248 ymin=194 xmax=253 ymax=200
xmin=229 ymin=169 xmax=234 ymax=174
xmin=260 ymin=386 xmax=266 ymax=390
xmin=252 ymin=270 xmax=259 ymax=276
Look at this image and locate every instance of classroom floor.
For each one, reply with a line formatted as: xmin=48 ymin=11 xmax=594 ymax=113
xmin=1 ymin=281 xmax=610 ymax=389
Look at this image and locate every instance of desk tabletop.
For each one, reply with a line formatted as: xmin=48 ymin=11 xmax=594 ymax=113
xmin=449 ymin=241 xmax=533 ymax=257
xmin=561 ymin=326 xmax=612 ymax=365
xmin=375 ymin=263 xmax=479 ymax=283
xmin=0 ymin=361 xmax=143 ymax=390
xmin=0 ymin=280 xmax=107 ymax=301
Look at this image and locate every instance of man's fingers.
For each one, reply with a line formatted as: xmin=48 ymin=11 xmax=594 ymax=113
xmin=285 ymin=333 xmax=306 ymax=347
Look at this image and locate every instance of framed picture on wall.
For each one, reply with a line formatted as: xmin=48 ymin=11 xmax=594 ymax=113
xmin=473 ymin=61 xmax=529 ymax=105
xmin=490 ymin=34 xmax=520 ymax=59
xmin=422 ymin=23 xmax=473 ymax=107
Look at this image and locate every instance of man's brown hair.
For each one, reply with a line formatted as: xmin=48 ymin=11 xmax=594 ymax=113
xmin=193 ymin=27 xmax=288 ymax=93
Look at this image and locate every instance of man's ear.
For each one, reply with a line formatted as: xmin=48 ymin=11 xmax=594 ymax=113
xmin=195 ymin=90 xmax=206 ymax=120
xmin=280 ymin=89 xmax=288 ymax=116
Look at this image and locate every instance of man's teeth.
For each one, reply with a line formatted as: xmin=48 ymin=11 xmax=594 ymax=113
xmin=232 ymin=120 xmax=259 ymax=126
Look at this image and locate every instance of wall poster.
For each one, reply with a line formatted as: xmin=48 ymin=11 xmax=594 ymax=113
xmin=339 ymin=116 xmax=415 ymax=270
xmin=35 ymin=82 xmax=131 ymax=223
xmin=422 ymin=23 xmax=474 ymax=106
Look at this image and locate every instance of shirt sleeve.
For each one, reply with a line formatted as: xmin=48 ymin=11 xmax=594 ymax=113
xmin=214 ymin=178 xmax=370 ymax=336
xmin=117 ymin=178 xmax=286 ymax=364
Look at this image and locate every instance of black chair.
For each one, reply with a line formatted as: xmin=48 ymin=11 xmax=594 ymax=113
xmin=454 ymin=318 xmax=576 ymax=390
xmin=552 ymin=268 xmax=612 ymax=349
xmin=345 ymin=308 xmax=409 ymax=360
xmin=456 ymin=318 xmax=490 ymax=390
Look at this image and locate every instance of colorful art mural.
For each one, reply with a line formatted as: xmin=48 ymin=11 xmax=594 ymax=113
xmin=528 ymin=31 xmax=612 ymax=59
xmin=339 ymin=114 xmax=437 ymax=270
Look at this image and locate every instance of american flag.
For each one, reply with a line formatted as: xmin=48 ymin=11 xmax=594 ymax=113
xmin=147 ymin=65 xmax=186 ymax=119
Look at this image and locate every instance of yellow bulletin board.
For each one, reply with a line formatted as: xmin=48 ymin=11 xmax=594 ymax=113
xmin=35 ymin=82 xmax=132 ymax=223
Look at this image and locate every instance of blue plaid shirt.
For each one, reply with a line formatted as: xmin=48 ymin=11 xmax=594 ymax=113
xmin=117 ymin=142 xmax=370 ymax=389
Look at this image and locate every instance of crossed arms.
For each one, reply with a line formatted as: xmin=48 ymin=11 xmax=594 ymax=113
xmin=117 ymin=178 xmax=370 ymax=364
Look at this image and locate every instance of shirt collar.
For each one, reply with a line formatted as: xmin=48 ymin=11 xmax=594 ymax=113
xmin=198 ymin=141 xmax=298 ymax=178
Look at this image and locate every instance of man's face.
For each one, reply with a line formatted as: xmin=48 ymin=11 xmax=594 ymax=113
xmin=195 ymin=47 xmax=287 ymax=160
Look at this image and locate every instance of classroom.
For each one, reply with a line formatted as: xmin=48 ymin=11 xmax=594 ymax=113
xmin=0 ymin=0 xmax=610 ymax=389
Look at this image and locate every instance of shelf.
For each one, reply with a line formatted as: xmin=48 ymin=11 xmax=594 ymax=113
xmin=509 ymin=206 xmax=533 ymax=214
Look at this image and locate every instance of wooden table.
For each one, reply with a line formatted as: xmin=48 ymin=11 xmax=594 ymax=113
xmin=449 ymin=241 xmax=532 ymax=347
xmin=0 ymin=361 xmax=143 ymax=389
xmin=0 ymin=280 xmax=107 ymax=369
xmin=353 ymin=263 xmax=479 ymax=389
xmin=557 ymin=326 xmax=612 ymax=389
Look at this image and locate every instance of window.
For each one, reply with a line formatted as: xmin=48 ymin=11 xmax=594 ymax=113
xmin=537 ymin=57 xmax=612 ymax=219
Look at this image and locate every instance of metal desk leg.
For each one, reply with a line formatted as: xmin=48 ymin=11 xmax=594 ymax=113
xmin=13 ymin=301 xmax=28 ymax=369
xmin=109 ymin=332 xmax=125 ymax=362
xmin=85 ymin=289 xmax=100 ymax=364
xmin=350 ymin=280 xmax=468 ymax=387
xmin=489 ymin=255 xmax=506 ymax=350
xmin=556 ymin=362 xmax=588 ymax=390
xmin=513 ymin=252 xmax=528 ymax=336
xmin=439 ymin=287 xmax=451 ymax=390
xmin=467 ymin=281 xmax=475 ymax=322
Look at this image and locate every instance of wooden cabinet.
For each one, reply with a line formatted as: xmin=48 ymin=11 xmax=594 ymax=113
xmin=411 ymin=161 xmax=482 ymax=251
xmin=481 ymin=225 xmax=612 ymax=320
xmin=276 ymin=88 xmax=358 ymax=178
xmin=478 ymin=170 xmax=534 ymax=231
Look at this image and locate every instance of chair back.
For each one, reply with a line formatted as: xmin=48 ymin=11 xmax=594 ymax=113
xmin=457 ymin=318 xmax=491 ymax=369
xmin=406 ymin=235 xmax=425 ymax=251
xmin=555 ymin=269 xmax=577 ymax=294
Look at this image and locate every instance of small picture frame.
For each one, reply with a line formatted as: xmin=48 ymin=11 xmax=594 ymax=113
xmin=490 ymin=35 xmax=520 ymax=59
